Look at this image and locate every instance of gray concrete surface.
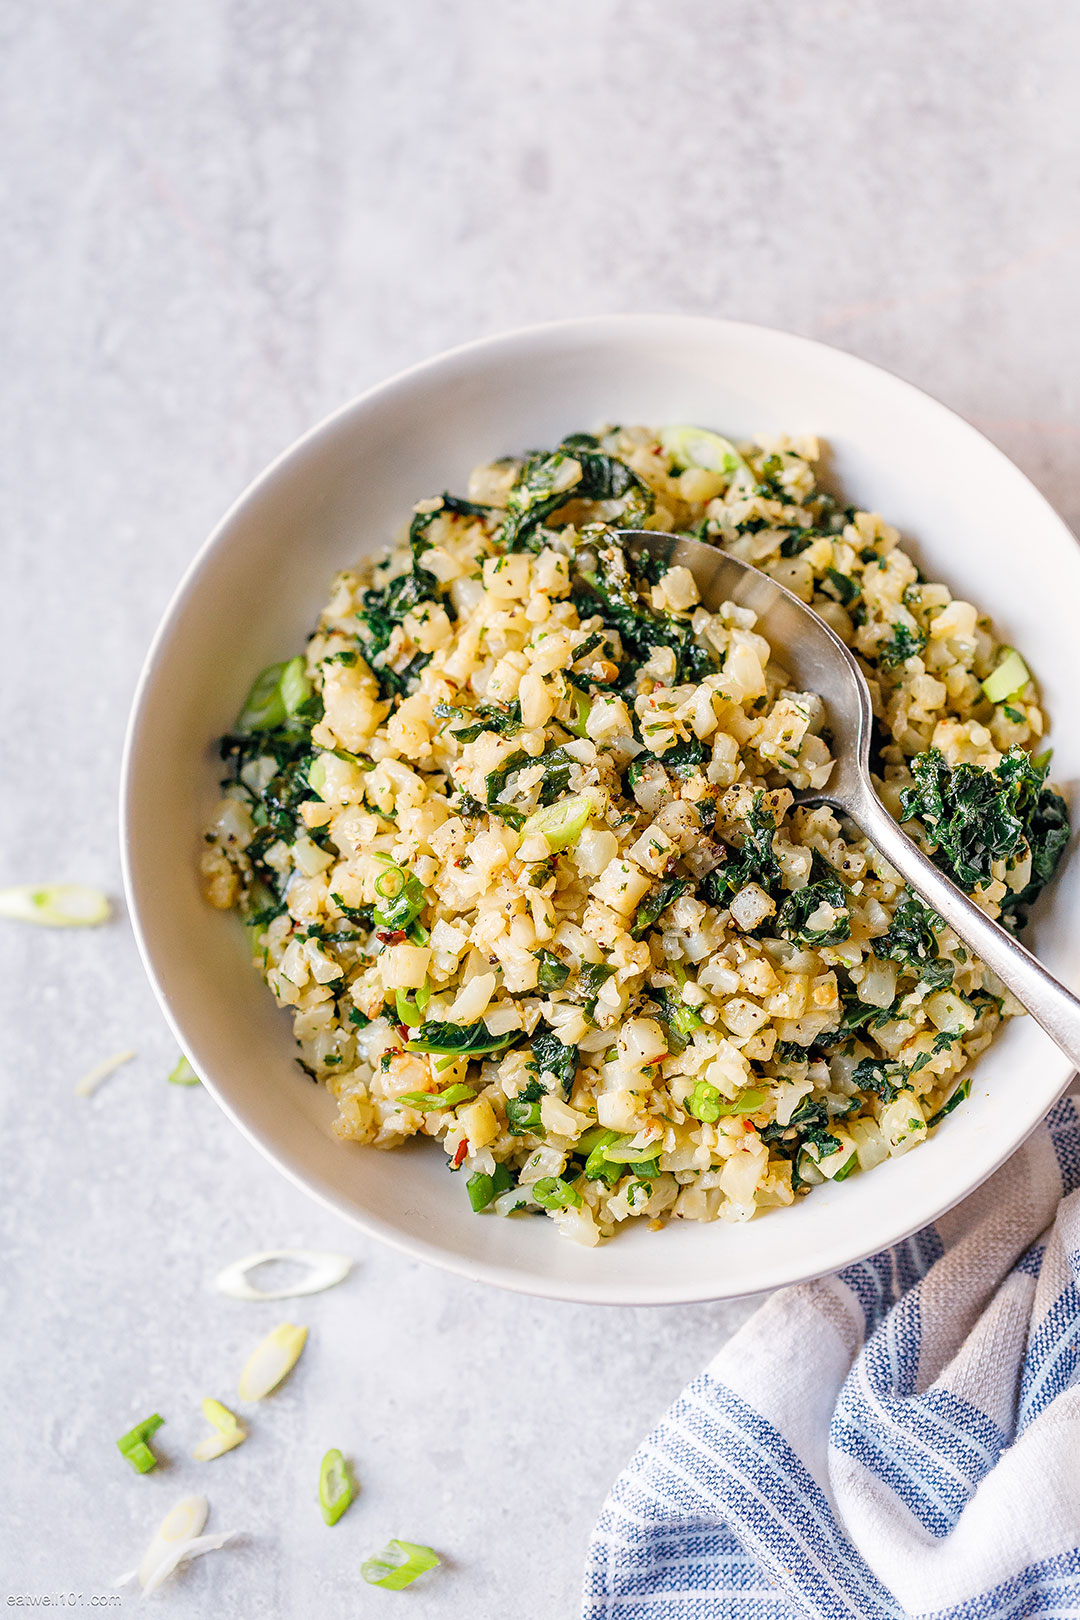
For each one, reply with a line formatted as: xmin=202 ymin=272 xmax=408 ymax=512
xmin=2 ymin=1 xmax=1079 ymax=1614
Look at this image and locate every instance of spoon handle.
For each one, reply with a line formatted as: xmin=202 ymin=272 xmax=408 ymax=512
xmin=839 ymin=781 xmax=1080 ymax=1073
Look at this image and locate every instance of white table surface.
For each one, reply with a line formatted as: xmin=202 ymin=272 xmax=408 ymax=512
xmin=3 ymin=2 xmax=1079 ymax=1613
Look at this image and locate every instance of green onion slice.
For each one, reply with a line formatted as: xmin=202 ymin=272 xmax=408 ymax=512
xmin=467 ymin=1163 xmax=514 ymax=1211
xmin=659 ymin=425 xmax=747 ymax=477
xmin=214 ymin=1249 xmax=352 ymax=1303
xmin=686 ymin=1082 xmax=767 ymax=1122
xmin=981 ymin=648 xmax=1031 ymax=704
xmin=117 ymin=1414 xmax=164 ymax=1474
xmin=601 ymin=1138 xmax=664 ymax=1164
xmin=397 ymin=1083 xmax=475 ymax=1112
xmin=520 ymin=793 xmax=593 ymax=851
xmin=74 ymin=1048 xmax=135 ymax=1098
xmin=168 ymin=1055 xmax=200 ymax=1086
xmin=319 ymin=1449 xmax=357 ymax=1526
xmin=530 ymin=1176 xmax=583 ymax=1210
xmin=0 ymin=883 xmax=110 ymax=928
xmin=371 ymin=854 xmax=426 ymax=931
xmin=237 ymin=655 xmax=310 ymax=732
xmin=361 ymin=1540 xmax=440 ymax=1590
xmin=192 ymin=1398 xmax=246 ymax=1461
xmin=395 ymin=985 xmax=430 ymax=1027
xmin=279 ymin=655 xmax=311 ymax=715
xmin=237 ymin=1322 xmax=308 ymax=1402
xmin=237 ymin=661 xmax=287 ymax=730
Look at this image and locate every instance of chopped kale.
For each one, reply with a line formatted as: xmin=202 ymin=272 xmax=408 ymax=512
xmin=405 ymin=1020 xmax=517 ymax=1057
xmin=575 ymin=543 xmax=717 ymax=687
xmin=824 ymin=567 xmax=860 ymax=605
xmin=434 ymin=699 xmax=522 ymax=742
xmin=534 ymin=949 xmax=570 ymax=990
xmin=631 ymin=877 xmax=691 ymax=939
xmin=356 ymin=559 xmax=438 ymax=700
xmin=873 ymin=888 xmax=953 ymax=988
xmin=501 ymin=440 xmax=654 ymax=552
xmin=409 ymin=492 xmax=491 ymax=555
xmin=898 ymin=747 xmax=1069 ymax=927
xmin=650 ymin=987 xmax=703 ymax=1051
xmin=926 ymin=1076 xmax=971 ymax=1128
xmin=878 ymin=621 xmax=927 ymax=669
xmin=577 ymin=961 xmax=616 ymax=1016
xmin=485 ymin=743 xmax=573 ymax=813
xmin=700 ymin=792 xmax=781 ymax=908
xmin=506 ymin=1078 xmax=546 ymax=1135
xmin=530 ymin=1028 xmax=579 ymax=1094
xmin=776 ymin=853 xmax=851 ymax=946
xmin=851 ymin=1056 xmax=907 ymax=1103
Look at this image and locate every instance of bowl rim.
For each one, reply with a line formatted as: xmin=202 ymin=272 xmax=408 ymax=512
xmin=120 ymin=311 xmax=1079 ymax=1305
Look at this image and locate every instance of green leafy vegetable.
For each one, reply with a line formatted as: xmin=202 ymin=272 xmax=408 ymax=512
xmin=534 ymin=949 xmax=570 ymax=990
xmin=700 ymin=793 xmax=781 ymax=908
xmin=405 ymin=1021 xmax=515 ymax=1058
xmin=576 ymin=543 xmax=716 ymax=687
xmin=530 ymin=1029 xmax=578 ymax=1094
xmin=899 ymin=747 xmax=1069 ymax=927
xmin=926 ymin=1076 xmax=972 ymax=1127
xmin=650 ymin=987 xmax=703 ymax=1051
xmin=501 ymin=440 xmax=654 ymax=552
xmin=506 ymin=1079 xmax=545 ymax=1135
xmin=433 ymin=700 xmax=522 ymax=742
xmin=631 ymin=877 xmax=691 ymax=939
xmin=874 ymin=888 xmax=954 ymax=988
xmin=878 ymin=622 xmax=927 ymax=669
xmin=776 ymin=854 xmax=850 ymax=946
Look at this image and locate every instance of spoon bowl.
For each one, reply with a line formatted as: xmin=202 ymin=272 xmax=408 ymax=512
xmin=618 ymin=528 xmax=1080 ymax=1073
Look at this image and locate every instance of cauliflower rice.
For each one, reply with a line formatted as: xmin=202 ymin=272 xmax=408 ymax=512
xmin=201 ymin=425 xmax=1068 ymax=1246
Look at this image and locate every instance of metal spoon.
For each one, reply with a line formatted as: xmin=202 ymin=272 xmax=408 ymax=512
xmin=615 ymin=529 xmax=1080 ymax=1070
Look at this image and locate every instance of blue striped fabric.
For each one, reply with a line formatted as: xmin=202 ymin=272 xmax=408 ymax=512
xmin=584 ymin=1091 xmax=1080 ymax=1619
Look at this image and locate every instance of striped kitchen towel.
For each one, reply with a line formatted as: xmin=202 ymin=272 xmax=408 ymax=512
xmin=583 ymin=1088 xmax=1080 ymax=1619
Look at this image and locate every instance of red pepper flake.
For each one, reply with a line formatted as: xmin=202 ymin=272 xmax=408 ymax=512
xmin=396 ymin=1024 xmax=410 ymax=1045
xmin=452 ymin=1138 xmax=468 ymax=1169
xmin=376 ymin=929 xmax=407 ymax=945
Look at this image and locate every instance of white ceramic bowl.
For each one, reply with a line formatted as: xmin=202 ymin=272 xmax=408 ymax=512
xmin=121 ymin=315 xmax=1080 ymax=1305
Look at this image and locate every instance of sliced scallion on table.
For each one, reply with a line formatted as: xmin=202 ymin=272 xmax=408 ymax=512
xmin=117 ymin=1413 xmax=164 ymax=1474
xmin=113 ymin=1496 xmax=240 ymax=1595
xmin=237 ymin=1322 xmax=308 ymax=1402
xmin=192 ymin=1399 xmax=246 ymax=1461
xmin=74 ymin=1048 xmax=135 ymax=1098
xmin=168 ymin=1055 xmax=200 ymax=1086
xmin=0 ymin=883 xmax=110 ymax=927
xmin=361 ymin=1540 xmax=440 ymax=1590
xmin=319 ymin=1448 xmax=357 ymax=1526
xmin=214 ymin=1249 xmax=352 ymax=1303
